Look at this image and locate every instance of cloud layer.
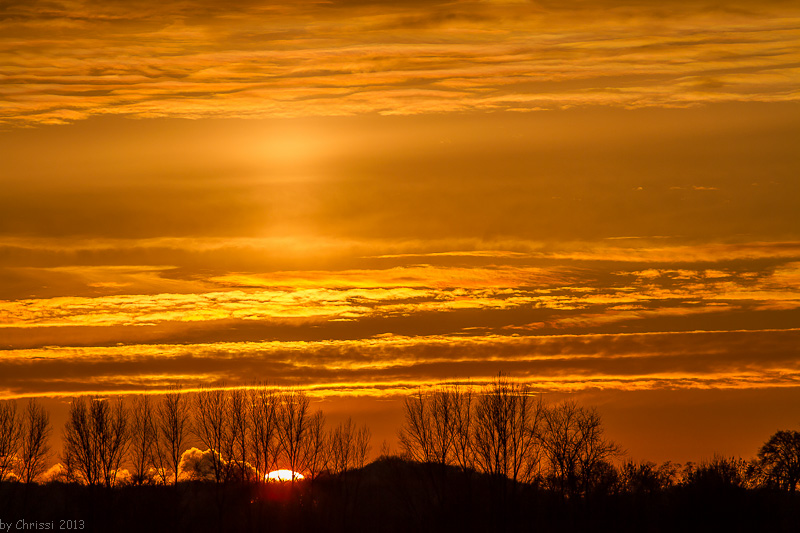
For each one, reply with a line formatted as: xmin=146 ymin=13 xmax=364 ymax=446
xmin=1 ymin=234 xmax=798 ymax=398
xmin=2 ymin=0 xmax=799 ymax=126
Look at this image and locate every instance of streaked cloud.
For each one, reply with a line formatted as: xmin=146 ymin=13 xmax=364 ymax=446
xmin=2 ymin=328 xmax=799 ymax=398
xmin=1 ymin=234 xmax=799 ymax=398
xmin=2 ymin=0 xmax=799 ymax=126
xmin=2 ymin=244 xmax=799 ymax=330
xmin=2 ymin=236 xmax=800 ymax=271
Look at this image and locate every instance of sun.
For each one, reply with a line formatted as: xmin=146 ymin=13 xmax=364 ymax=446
xmin=266 ymin=469 xmax=305 ymax=482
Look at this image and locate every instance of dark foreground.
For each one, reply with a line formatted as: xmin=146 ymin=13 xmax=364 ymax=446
xmin=2 ymin=458 xmax=799 ymax=533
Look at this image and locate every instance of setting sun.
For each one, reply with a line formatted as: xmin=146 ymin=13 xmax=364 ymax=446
xmin=266 ymin=470 xmax=305 ymax=483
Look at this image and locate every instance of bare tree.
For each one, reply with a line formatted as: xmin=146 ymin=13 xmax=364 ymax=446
xmin=472 ymin=376 xmax=544 ymax=486
xmin=354 ymin=423 xmax=371 ymax=471
xmin=329 ymin=417 xmax=371 ymax=475
xmin=399 ymin=388 xmax=433 ymax=464
xmin=0 ymin=400 xmax=21 ymax=482
xmin=19 ymin=399 xmax=51 ymax=484
xmin=97 ymin=397 xmax=129 ymax=488
xmin=430 ymin=388 xmax=458 ymax=467
xmin=193 ymin=388 xmax=229 ymax=483
xmin=63 ymin=398 xmax=95 ymax=485
xmin=541 ymin=401 xmax=583 ymax=496
xmin=452 ymin=386 xmax=474 ymax=472
xmin=400 ymin=385 xmax=474 ymax=470
xmin=329 ymin=417 xmax=355 ymax=476
xmin=130 ymin=395 xmax=157 ymax=485
xmin=62 ymin=396 xmax=129 ymax=487
xmin=326 ymin=416 xmax=371 ymax=532
xmin=541 ymin=400 xmax=621 ymax=498
xmin=574 ymin=405 xmax=623 ymax=495
xmin=249 ymin=385 xmax=279 ymax=482
xmin=227 ymin=388 xmax=250 ymax=482
xmin=399 ymin=384 xmax=475 ymax=511
xmin=276 ymin=390 xmax=310 ymax=480
xmin=303 ymin=410 xmax=327 ymax=480
xmin=155 ymin=387 xmax=190 ymax=485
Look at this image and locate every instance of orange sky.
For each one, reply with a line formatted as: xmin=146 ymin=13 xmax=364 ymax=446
xmin=1 ymin=0 xmax=799 ymax=463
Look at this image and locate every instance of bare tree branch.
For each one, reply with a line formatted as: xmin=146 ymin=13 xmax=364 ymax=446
xmin=193 ymin=388 xmax=229 ymax=484
xmin=0 ymin=401 xmax=21 ymax=482
xmin=249 ymin=385 xmax=279 ymax=482
xmin=304 ymin=410 xmax=327 ymax=480
xmin=62 ymin=396 xmax=129 ymax=488
xmin=276 ymin=389 xmax=310 ymax=481
xmin=541 ymin=400 xmax=621 ymax=498
xmin=130 ymin=395 xmax=157 ymax=485
xmin=473 ymin=376 xmax=543 ymax=486
xmin=20 ymin=399 xmax=52 ymax=484
xmin=155 ymin=387 xmax=190 ymax=485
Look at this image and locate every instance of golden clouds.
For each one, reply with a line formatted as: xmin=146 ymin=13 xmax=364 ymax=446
xmin=2 ymin=1 xmax=800 ymax=125
xmin=4 ymin=236 xmax=800 ymax=269
xmin=1 ymin=231 xmax=799 ymax=399
xmin=0 ymin=270 xmax=560 ymax=327
xmin=2 ymin=328 xmax=800 ymax=399
xmin=2 ymin=238 xmax=798 ymax=331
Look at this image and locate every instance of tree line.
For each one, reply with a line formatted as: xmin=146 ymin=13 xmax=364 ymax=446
xmin=1 ymin=378 xmax=800 ymax=497
xmin=0 ymin=385 xmax=370 ymax=488
xmin=398 ymin=376 xmax=800 ymax=500
xmin=400 ymin=376 xmax=623 ymax=500
xmin=0 ymin=399 xmax=51 ymax=484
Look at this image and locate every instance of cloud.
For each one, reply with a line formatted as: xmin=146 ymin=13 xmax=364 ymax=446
xmin=113 ymin=468 xmax=132 ymax=486
xmin=2 ymin=328 xmax=799 ymax=398
xmin=43 ymin=463 xmax=69 ymax=483
xmin=3 ymin=249 xmax=798 ymax=331
xmin=178 ymin=447 xmax=219 ymax=482
xmin=2 ymin=236 xmax=799 ymax=274
xmin=2 ymin=0 xmax=799 ymax=126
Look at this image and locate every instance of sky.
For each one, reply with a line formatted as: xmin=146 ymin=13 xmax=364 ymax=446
xmin=1 ymin=0 xmax=799 ymax=463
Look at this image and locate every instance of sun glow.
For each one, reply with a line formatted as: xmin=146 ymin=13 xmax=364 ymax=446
xmin=266 ymin=469 xmax=304 ymax=482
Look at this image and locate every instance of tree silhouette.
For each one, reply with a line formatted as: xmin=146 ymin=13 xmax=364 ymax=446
xmin=19 ymin=399 xmax=51 ymax=484
xmin=303 ymin=410 xmax=327 ymax=480
xmin=758 ymin=430 xmax=800 ymax=492
xmin=0 ymin=400 xmax=21 ymax=482
xmin=329 ymin=417 xmax=355 ymax=476
xmin=156 ymin=387 xmax=191 ymax=485
xmin=683 ymin=455 xmax=752 ymax=490
xmin=399 ymin=385 xmax=472 ymax=469
xmin=130 ymin=395 xmax=157 ymax=485
xmin=398 ymin=388 xmax=434 ymax=464
xmin=249 ymin=385 xmax=279 ymax=482
xmin=619 ymin=460 xmax=678 ymax=494
xmin=452 ymin=386 xmax=474 ymax=473
xmin=540 ymin=400 xmax=622 ymax=498
xmin=276 ymin=389 xmax=310 ymax=481
xmin=193 ymin=388 xmax=230 ymax=483
xmin=355 ymin=423 xmax=371 ymax=471
xmin=398 ymin=384 xmax=473 ymax=515
xmin=62 ymin=396 xmax=129 ymax=487
xmin=226 ymin=388 xmax=249 ymax=482
xmin=15 ymin=384 xmax=800 ymax=533
xmin=329 ymin=416 xmax=371 ymax=475
xmin=473 ymin=376 xmax=544 ymax=486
